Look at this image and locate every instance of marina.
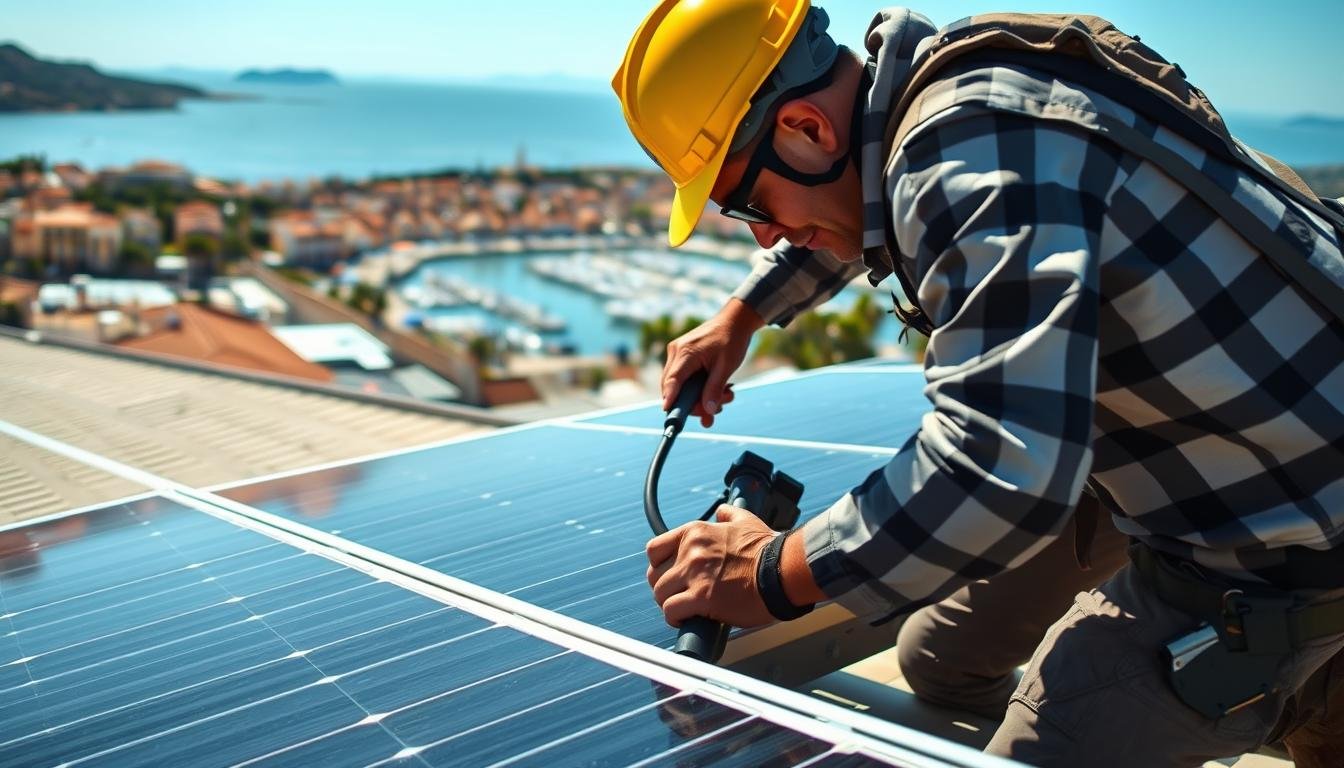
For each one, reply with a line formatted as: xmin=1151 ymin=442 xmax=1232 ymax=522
xmin=383 ymin=246 xmax=898 ymax=358
xmin=405 ymin=271 xmax=568 ymax=332
xmin=527 ymin=251 xmax=728 ymax=324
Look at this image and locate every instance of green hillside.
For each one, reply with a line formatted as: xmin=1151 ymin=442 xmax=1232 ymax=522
xmin=0 ymin=43 xmax=206 ymax=112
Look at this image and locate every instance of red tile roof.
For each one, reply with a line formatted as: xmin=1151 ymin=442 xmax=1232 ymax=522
xmin=0 ymin=277 xmax=38 ymax=304
xmin=118 ymin=303 xmax=334 ymax=383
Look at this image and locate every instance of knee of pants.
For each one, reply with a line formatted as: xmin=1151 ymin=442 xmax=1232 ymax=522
xmin=894 ymin=607 xmax=1022 ymax=718
xmin=894 ymin=613 xmax=954 ymax=695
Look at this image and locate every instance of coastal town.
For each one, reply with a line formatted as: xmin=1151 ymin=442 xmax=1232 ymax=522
xmin=0 ymin=153 xmax=875 ymax=417
xmin=0 ymin=151 xmax=752 ymax=279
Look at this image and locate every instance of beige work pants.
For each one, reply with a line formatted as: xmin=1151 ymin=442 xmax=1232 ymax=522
xmin=895 ymin=505 xmax=1344 ymax=767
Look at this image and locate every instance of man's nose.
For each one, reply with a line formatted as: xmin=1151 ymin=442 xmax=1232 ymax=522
xmin=748 ymin=221 xmax=785 ymax=249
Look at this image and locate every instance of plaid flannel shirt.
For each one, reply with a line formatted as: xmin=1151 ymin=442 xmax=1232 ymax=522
xmin=732 ymin=21 xmax=1344 ymax=622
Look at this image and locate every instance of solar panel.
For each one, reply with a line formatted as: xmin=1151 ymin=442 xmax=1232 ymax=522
xmin=215 ymin=425 xmax=892 ymax=647
xmin=837 ymin=360 xmax=923 ymax=369
xmin=0 ymin=493 xmax=985 ymax=767
xmin=0 ymin=356 xmax=1019 ymax=767
xmin=578 ymin=368 xmax=926 ymax=448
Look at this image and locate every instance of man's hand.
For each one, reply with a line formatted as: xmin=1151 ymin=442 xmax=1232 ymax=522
xmin=662 ymin=298 xmax=765 ymax=428
xmin=646 ymin=506 xmax=776 ymax=629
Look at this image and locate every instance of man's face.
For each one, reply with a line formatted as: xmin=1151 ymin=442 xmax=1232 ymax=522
xmin=709 ymin=134 xmax=864 ymax=260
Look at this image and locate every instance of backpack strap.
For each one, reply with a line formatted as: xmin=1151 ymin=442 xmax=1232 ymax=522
xmin=1254 ymin=150 xmax=1320 ymax=201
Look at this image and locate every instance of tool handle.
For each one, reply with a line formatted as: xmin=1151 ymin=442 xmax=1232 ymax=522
xmin=674 ymin=488 xmax=763 ymax=663
xmin=664 ymin=370 xmax=709 ymax=432
xmin=674 ymin=616 xmax=730 ymax=662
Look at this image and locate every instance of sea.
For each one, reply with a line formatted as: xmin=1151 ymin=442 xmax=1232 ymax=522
xmin=2 ymin=72 xmax=1342 ymax=182
xmin=0 ymin=74 xmax=650 ymax=182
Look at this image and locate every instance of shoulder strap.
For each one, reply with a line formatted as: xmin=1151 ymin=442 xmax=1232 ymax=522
xmin=1254 ymin=150 xmax=1319 ymax=200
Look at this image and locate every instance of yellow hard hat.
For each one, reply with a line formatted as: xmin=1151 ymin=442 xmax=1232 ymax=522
xmin=613 ymin=0 xmax=813 ymax=247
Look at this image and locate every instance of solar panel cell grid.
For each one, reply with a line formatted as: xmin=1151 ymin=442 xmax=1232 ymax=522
xmin=217 ymin=426 xmax=892 ymax=648
xmin=0 ymin=496 xmax=907 ymax=767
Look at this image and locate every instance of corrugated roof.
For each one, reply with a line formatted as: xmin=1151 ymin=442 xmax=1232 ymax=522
xmin=0 ymin=335 xmax=488 ymax=521
xmin=0 ymin=432 xmax=144 ymax=526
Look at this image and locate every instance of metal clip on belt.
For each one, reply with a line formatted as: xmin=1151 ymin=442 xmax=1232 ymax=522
xmin=1132 ymin=544 xmax=1344 ymax=654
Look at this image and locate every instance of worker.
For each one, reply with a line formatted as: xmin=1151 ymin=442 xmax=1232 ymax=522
xmin=612 ymin=3 xmax=1344 ymax=766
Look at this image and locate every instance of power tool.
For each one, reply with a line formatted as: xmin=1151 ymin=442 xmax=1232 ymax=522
xmin=643 ymin=370 xmax=805 ymax=663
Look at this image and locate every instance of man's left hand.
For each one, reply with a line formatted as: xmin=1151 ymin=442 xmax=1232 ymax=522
xmin=646 ymin=505 xmax=776 ymax=629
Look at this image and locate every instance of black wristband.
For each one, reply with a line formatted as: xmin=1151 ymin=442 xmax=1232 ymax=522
xmin=756 ymin=530 xmax=816 ymax=621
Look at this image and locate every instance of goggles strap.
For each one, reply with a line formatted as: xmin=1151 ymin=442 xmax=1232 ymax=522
xmin=755 ymin=73 xmax=866 ymax=188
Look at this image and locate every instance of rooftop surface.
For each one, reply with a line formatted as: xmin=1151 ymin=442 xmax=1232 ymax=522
xmin=271 ymin=322 xmax=394 ymax=370
xmin=0 ymin=333 xmax=488 ymax=522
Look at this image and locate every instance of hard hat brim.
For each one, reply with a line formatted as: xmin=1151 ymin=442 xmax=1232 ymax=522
xmin=667 ymin=141 xmax=731 ymax=248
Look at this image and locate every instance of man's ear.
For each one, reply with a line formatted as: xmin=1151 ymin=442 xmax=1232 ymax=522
xmin=773 ymin=98 xmax=838 ymax=164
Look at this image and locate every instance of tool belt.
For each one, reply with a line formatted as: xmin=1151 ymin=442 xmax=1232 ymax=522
xmin=1131 ymin=543 xmax=1344 ymax=655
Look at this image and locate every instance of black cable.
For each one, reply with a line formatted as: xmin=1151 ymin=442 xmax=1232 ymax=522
xmin=644 ymin=429 xmax=674 ymax=536
xmin=644 ymin=371 xmax=708 ymax=538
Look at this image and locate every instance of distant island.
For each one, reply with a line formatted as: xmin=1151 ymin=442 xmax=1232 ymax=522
xmin=0 ymin=43 xmax=206 ymax=112
xmin=1285 ymin=114 xmax=1344 ymax=130
xmin=236 ymin=68 xmax=339 ymax=85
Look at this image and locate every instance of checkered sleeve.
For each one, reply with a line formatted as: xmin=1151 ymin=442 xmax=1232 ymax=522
xmin=802 ymin=111 xmax=1119 ymax=621
xmin=731 ymin=242 xmax=866 ymax=327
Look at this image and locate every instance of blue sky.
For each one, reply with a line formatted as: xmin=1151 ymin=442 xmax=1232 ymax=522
xmin=6 ymin=1 xmax=1342 ymax=115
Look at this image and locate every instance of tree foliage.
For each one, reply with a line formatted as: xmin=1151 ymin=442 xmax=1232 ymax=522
xmin=583 ymin=366 xmax=609 ymax=392
xmin=221 ymin=230 xmax=247 ymax=260
xmin=467 ymin=334 xmax=501 ymax=375
xmin=638 ymin=314 xmax=704 ymax=364
xmin=754 ymin=292 xmax=885 ymax=370
xmin=180 ymin=233 xmax=219 ymax=259
xmin=118 ymin=240 xmax=156 ymax=272
xmin=0 ymin=300 xmax=23 ymax=328
xmin=0 ymin=154 xmax=46 ymax=174
xmin=346 ymin=282 xmax=387 ymax=321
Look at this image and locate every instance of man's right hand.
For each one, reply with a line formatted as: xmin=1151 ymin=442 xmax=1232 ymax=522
xmin=662 ymin=298 xmax=765 ymax=428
